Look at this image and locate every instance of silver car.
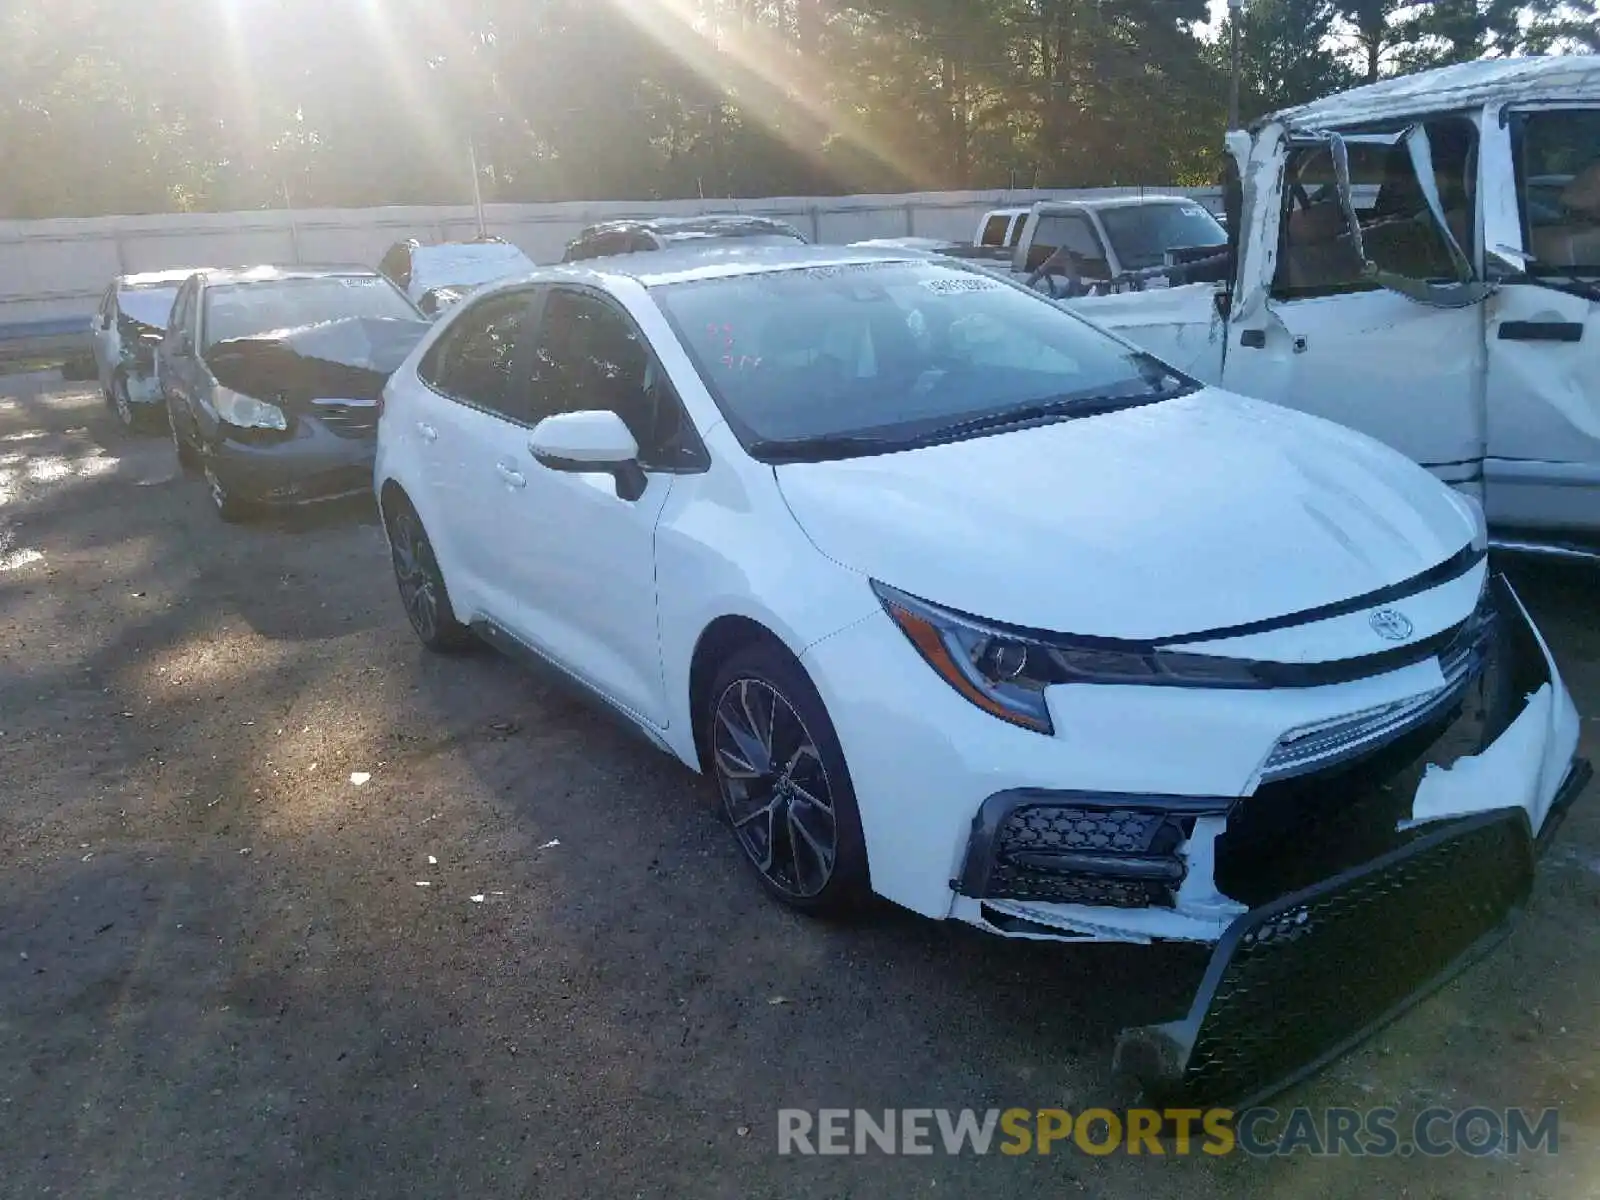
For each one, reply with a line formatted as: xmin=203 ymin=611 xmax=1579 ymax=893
xmin=91 ymin=270 xmax=197 ymax=431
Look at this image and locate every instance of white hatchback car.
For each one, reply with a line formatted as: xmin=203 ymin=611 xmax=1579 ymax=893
xmin=375 ymin=245 xmax=1588 ymax=1101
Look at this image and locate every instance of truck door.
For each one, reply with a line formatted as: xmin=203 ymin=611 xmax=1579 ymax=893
xmin=1221 ymin=121 xmax=1489 ymax=498
xmin=1480 ymin=104 xmax=1600 ymax=536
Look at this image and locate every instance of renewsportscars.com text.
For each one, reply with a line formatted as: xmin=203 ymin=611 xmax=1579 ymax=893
xmin=776 ymin=1107 xmax=1560 ymax=1157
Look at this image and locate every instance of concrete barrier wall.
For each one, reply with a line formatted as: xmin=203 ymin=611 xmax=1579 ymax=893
xmin=0 ymin=187 xmax=1222 ymax=332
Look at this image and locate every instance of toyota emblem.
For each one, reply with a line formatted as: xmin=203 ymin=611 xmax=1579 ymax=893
xmin=1369 ymin=609 xmax=1414 ymax=642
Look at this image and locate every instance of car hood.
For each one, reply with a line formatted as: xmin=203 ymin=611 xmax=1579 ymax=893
xmin=773 ymin=389 xmax=1476 ymax=641
xmin=205 ymin=316 xmax=433 ymax=403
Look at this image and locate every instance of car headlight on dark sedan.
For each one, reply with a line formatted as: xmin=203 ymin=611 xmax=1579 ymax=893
xmin=213 ymin=387 xmax=288 ymax=431
xmin=872 ymin=581 xmax=1263 ymax=734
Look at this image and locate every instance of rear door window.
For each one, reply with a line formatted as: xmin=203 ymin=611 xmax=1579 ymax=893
xmin=1514 ymin=108 xmax=1600 ymax=270
xmin=979 ymin=215 xmax=1011 ymax=247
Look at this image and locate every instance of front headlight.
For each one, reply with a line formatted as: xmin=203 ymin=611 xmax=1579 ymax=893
xmin=213 ymin=387 xmax=288 ymax=431
xmin=873 ymin=581 xmax=1263 ymax=735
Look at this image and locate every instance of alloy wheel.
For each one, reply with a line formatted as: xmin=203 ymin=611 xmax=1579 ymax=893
xmin=167 ymin=401 xmax=194 ymax=467
xmin=113 ymin=378 xmax=135 ymax=428
xmin=390 ymin=509 xmax=440 ymax=642
xmin=712 ymin=678 xmax=838 ymax=899
xmin=204 ymin=464 xmax=227 ymax=512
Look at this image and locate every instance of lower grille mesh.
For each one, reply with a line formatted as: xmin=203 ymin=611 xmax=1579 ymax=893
xmin=1120 ymin=808 xmax=1534 ymax=1107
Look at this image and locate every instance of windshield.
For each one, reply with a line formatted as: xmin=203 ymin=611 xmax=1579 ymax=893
xmin=117 ymin=286 xmax=180 ymax=330
xmin=653 ymin=259 xmax=1191 ymax=460
xmin=202 ymin=276 xmax=419 ymax=347
xmin=1516 ymin=107 xmax=1600 ymax=273
xmin=1098 ymin=203 xmax=1226 ymax=272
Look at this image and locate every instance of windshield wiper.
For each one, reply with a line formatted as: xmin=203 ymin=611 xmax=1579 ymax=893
xmin=906 ymin=392 xmax=1157 ymax=447
xmin=745 ymin=433 xmax=910 ymax=463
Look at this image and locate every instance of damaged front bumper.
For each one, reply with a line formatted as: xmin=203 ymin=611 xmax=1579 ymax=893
xmin=951 ymin=574 xmax=1588 ymax=1104
xmin=207 ymin=408 xmax=378 ymax=508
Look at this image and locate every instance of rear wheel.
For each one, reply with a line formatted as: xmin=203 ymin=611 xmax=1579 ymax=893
xmin=705 ymin=643 xmax=868 ymax=915
xmin=386 ymin=499 xmax=474 ymax=652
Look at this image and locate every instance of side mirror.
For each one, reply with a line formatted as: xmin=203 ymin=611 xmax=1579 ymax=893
xmin=528 ymin=410 xmax=646 ymax=501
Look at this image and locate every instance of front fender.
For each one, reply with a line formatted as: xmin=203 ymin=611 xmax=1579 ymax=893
xmin=653 ymin=427 xmax=882 ymax=769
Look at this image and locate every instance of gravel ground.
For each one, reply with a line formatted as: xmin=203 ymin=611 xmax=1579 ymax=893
xmin=1 ymin=374 xmax=1598 ymax=1199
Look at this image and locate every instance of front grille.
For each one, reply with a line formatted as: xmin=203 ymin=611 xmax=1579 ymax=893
xmin=1117 ymin=807 xmax=1534 ymax=1108
xmin=1002 ymin=805 xmax=1171 ymax=855
xmin=1218 ymin=576 xmax=1534 ymax=908
xmin=959 ymin=800 xmax=1192 ymax=909
xmin=313 ymin=402 xmax=379 ymax=439
xmin=1258 ymin=597 xmax=1495 ymax=783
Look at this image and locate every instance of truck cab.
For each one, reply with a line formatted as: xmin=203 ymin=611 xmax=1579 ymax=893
xmin=1008 ymin=197 xmax=1227 ymax=296
xmin=974 ymin=206 xmax=1030 ymax=250
xmin=1069 ymin=57 xmax=1600 ymax=555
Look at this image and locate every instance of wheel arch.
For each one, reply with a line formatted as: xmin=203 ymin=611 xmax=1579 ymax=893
xmin=377 ymin=476 xmax=411 ymax=526
xmin=687 ymin=614 xmax=803 ymax=774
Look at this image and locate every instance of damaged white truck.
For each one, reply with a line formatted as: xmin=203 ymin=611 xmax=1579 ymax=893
xmin=1071 ymin=57 xmax=1600 ymax=559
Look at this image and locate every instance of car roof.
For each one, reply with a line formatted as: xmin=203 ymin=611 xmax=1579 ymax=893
xmin=577 ymin=214 xmax=802 ymax=239
xmin=118 ymin=269 xmax=205 ymax=288
xmin=408 ymin=241 xmax=526 ymax=260
xmin=197 ymin=264 xmax=381 ymax=287
xmin=1036 ymin=195 xmax=1208 ymax=213
xmin=850 ymin=237 xmax=962 ymax=250
xmin=1272 ymin=55 xmax=1600 ymax=127
xmin=489 ymin=243 xmax=925 ymax=292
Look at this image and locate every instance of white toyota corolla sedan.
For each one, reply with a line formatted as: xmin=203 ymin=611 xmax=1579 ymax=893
xmin=374 ymin=244 xmax=1589 ymax=1102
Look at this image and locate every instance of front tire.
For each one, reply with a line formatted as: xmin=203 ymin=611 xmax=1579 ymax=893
xmin=203 ymin=459 xmax=253 ymax=524
xmin=111 ymin=372 xmax=141 ymax=432
xmin=385 ymin=499 xmax=474 ymax=653
xmin=167 ymin=396 xmax=200 ymax=471
xmin=705 ymin=643 xmax=869 ymax=915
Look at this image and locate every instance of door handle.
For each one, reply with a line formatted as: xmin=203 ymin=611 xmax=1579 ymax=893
xmin=1239 ymin=328 xmax=1266 ymax=349
xmin=495 ymin=461 xmax=527 ymax=489
xmin=416 ymin=422 xmax=438 ymax=442
xmin=1498 ymin=321 xmax=1583 ymax=342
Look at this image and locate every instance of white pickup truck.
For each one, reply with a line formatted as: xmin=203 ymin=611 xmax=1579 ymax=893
xmin=1067 ymin=57 xmax=1600 ymax=558
xmin=972 ymin=197 xmax=1229 ymax=296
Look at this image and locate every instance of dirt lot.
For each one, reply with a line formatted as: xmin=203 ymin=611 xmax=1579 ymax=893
xmin=1 ymin=373 xmax=1598 ymax=1199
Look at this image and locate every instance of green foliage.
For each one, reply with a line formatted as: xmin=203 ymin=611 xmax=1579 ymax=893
xmin=1214 ymin=0 xmax=1357 ymax=122
xmin=0 ymin=0 xmax=1589 ymax=218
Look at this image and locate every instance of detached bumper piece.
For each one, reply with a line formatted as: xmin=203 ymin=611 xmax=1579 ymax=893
xmin=1113 ymin=807 xmax=1535 ymax=1108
